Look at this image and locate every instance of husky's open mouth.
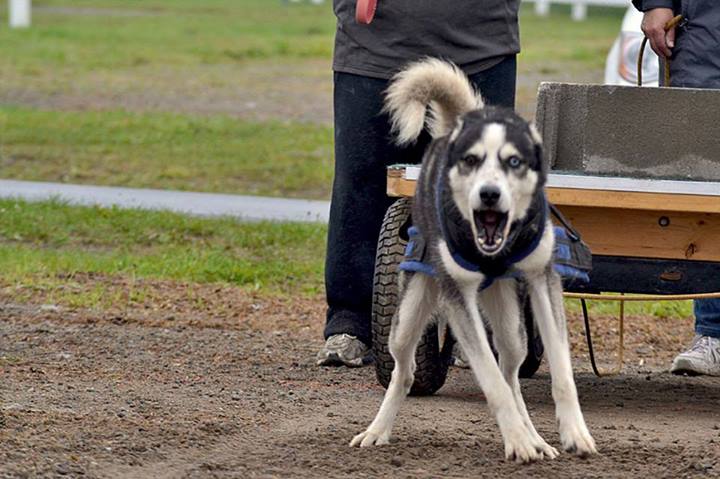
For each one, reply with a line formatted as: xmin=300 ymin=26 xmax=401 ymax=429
xmin=472 ymin=209 xmax=509 ymax=254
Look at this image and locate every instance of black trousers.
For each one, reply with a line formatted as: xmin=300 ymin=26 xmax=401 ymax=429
xmin=324 ymin=55 xmax=517 ymax=345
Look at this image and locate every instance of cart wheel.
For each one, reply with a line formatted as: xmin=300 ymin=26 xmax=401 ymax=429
xmin=372 ymin=198 xmax=452 ymax=396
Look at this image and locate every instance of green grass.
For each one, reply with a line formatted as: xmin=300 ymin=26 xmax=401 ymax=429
xmin=0 ymin=198 xmax=327 ymax=295
xmin=0 ymin=0 xmax=335 ymax=74
xmin=0 ymin=2 xmax=624 ymax=197
xmin=0 ymin=107 xmax=333 ymax=199
xmin=0 ymin=1 xmax=621 ymax=75
xmin=566 ymin=295 xmax=693 ymax=320
xmin=519 ymin=5 xmax=625 ymax=72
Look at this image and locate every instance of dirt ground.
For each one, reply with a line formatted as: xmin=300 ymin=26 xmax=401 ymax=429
xmin=2 ymin=276 xmax=719 ymax=478
xmin=0 ymin=58 xmax=598 ymax=125
xmin=0 ymin=59 xmax=334 ymax=125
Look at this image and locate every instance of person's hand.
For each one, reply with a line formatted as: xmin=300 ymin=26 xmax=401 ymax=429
xmin=641 ymin=8 xmax=675 ymax=58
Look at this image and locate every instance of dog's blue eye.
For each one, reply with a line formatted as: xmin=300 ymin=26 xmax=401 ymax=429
xmin=507 ymin=156 xmax=522 ymax=168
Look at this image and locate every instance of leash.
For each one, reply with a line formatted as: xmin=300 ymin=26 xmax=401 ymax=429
xmin=637 ymin=14 xmax=683 ymax=87
xmin=355 ymin=0 xmax=377 ymax=24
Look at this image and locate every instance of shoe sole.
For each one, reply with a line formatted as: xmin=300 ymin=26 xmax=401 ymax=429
xmin=317 ymin=352 xmax=371 ymax=368
xmin=670 ymin=357 xmax=716 ymax=376
xmin=317 ymin=352 xmax=347 ymax=367
xmin=670 ymin=367 xmax=703 ymax=376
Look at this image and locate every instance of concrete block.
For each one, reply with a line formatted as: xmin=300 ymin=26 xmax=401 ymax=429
xmin=535 ymin=82 xmax=720 ymax=181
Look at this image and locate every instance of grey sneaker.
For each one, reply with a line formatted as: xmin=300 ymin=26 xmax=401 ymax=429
xmin=670 ymin=335 xmax=720 ymax=376
xmin=316 ymin=334 xmax=371 ymax=367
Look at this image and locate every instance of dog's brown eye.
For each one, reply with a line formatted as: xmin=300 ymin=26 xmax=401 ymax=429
xmin=507 ymin=156 xmax=522 ymax=169
xmin=462 ymin=154 xmax=482 ymax=167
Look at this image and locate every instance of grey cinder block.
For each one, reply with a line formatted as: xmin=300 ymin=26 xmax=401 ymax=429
xmin=535 ymin=82 xmax=720 ymax=181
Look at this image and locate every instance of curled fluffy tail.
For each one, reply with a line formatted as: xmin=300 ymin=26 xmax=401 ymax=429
xmin=384 ymin=58 xmax=483 ymax=145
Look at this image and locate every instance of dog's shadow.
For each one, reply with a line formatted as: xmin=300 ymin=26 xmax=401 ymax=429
xmin=435 ymin=369 xmax=720 ymax=416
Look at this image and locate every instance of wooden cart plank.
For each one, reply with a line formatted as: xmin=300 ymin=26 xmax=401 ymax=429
xmin=387 ymin=175 xmax=417 ymax=198
xmin=554 ymin=205 xmax=720 ymax=262
xmin=548 ymin=188 xmax=720 ymax=214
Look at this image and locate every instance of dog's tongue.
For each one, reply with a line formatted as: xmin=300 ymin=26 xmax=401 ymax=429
xmin=476 ymin=211 xmax=499 ymax=245
xmin=483 ymin=224 xmax=498 ymax=243
xmin=477 ymin=210 xmax=505 ymax=247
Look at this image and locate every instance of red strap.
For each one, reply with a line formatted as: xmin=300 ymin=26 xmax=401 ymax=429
xmin=355 ymin=0 xmax=377 ymax=24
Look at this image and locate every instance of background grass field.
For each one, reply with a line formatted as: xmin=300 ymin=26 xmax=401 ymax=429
xmin=0 ymin=1 xmax=693 ymax=317
xmin=1 ymin=1 xmax=623 ymax=198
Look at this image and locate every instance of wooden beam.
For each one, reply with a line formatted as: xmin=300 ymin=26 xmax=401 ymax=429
xmin=555 ymin=205 xmax=720 ymax=262
xmin=547 ymin=188 xmax=720 ymax=214
xmin=387 ymin=175 xmax=417 ymax=198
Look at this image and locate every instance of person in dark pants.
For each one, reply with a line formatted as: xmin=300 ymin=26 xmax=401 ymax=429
xmin=318 ymin=0 xmax=522 ymax=366
xmin=634 ymin=0 xmax=720 ymax=376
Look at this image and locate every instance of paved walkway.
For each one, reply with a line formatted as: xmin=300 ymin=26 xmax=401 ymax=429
xmin=0 ymin=180 xmax=330 ymax=223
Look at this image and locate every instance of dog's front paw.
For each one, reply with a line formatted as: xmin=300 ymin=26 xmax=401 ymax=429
xmin=532 ymin=436 xmax=559 ymax=460
xmin=559 ymin=421 xmax=597 ymax=458
xmin=349 ymin=428 xmax=390 ymax=448
xmin=503 ymin=426 xmax=547 ymax=463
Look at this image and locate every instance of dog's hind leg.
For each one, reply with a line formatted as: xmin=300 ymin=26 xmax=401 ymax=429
xmin=527 ymin=271 xmax=597 ymax=457
xmin=445 ymin=286 xmax=546 ymax=463
xmin=350 ymin=272 xmax=437 ymax=447
xmin=480 ymin=280 xmax=558 ymax=459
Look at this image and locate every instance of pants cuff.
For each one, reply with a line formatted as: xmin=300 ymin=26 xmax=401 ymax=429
xmin=695 ymin=324 xmax=720 ymax=339
xmin=324 ymin=310 xmax=371 ymax=346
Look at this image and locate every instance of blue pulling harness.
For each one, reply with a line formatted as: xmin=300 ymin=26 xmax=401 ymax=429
xmin=399 ymin=196 xmax=591 ymax=289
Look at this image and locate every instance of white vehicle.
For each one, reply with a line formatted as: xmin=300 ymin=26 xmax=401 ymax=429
xmin=604 ymin=7 xmax=659 ymax=86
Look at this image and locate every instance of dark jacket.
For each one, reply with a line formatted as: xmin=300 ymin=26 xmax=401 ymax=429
xmin=633 ymin=0 xmax=720 ymax=88
xmin=332 ymin=0 xmax=520 ymax=79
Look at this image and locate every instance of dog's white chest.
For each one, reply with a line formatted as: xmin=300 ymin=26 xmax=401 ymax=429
xmin=437 ymin=239 xmax=486 ymax=286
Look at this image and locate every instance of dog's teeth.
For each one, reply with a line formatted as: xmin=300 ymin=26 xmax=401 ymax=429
xmin=494 ymin=236 xmax=502 ymax=245
xmin=478 ymin=237 xmax=485 ymax=245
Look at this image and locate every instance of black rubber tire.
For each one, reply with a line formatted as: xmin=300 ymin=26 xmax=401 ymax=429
xmin=371 ymin=198 xmax=452 ymax=396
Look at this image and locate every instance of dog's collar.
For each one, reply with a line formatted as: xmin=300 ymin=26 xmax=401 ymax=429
xmin=434 ymin=171 xmax=548 ymax=286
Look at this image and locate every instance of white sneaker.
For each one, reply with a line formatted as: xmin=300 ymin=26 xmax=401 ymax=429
xmin=316 ymin=334 xmax=371 ymax=367
xmin=670 ymin=335 xmax=720 ymax=376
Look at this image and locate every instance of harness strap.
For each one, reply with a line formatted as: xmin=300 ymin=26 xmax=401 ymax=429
xmin=399 ymin=225 xmax=591 ymax=288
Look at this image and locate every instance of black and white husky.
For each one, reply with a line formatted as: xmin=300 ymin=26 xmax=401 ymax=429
xmin=350 ymin=59 xmax=596 ymax=462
